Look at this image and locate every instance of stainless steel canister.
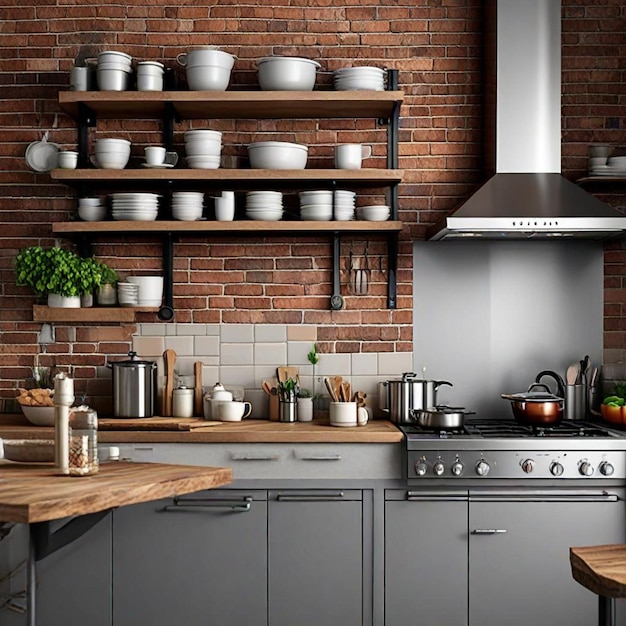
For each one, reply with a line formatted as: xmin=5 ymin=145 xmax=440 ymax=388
xmin=381 ymin=372 xmax=453 ymax=423
xmin=109 ymin=351 xmax=157 ymax=418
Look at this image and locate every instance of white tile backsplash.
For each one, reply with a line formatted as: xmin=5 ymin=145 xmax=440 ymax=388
xmin=133 ymin=324 xmax=411 ymax=414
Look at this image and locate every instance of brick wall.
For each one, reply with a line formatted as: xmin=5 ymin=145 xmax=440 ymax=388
xmin=0 ymin=1 xmax=624 ymax=409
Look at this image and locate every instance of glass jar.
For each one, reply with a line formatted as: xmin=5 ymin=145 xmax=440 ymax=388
xmin=68 ymin=407 xmax=99 ymax=476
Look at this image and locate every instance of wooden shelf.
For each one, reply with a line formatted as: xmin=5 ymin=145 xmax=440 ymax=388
xmin=58 ymin=90 xmax=404 ymax=120
xmin=52 ymin=220 xmax=403 ymax=235
xmin=50 ymin=168 xmax=403 ymax=186
xmin=578 ymin=175 xmax=626 ymax=184
xmin=33 ymin=305 xmax=157 ymax=323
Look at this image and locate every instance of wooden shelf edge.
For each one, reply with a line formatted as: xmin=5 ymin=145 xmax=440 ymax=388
xmin=33 ymin=305 xmax=157 ymax=323
xmin=52 ymin=220 xmax=403 ymax=235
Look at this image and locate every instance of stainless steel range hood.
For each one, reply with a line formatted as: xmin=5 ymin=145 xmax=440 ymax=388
xmin=427 ymin=0 xmax=626 ymax=241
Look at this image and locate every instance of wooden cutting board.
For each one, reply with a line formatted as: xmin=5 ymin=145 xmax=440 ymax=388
xmin=99 ymin=417 xmax=222 ymax=431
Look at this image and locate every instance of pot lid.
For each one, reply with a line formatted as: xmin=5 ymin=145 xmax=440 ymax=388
xmin=501 ymin=392 xmax=562 ymax=403
xmin=111 ymin=351 xmax=156 ymax=368
xmin=25 ymin=139 xmax=59 ymax=172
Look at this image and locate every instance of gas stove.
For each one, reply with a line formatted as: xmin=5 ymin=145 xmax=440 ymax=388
xmin=399 ymin=418 xmax=626 ymax=482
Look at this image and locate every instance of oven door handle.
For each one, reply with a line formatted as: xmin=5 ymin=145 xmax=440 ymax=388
xmin=468 ymin=492 xmax=619 ymax=503
xmin=407 ymin=491 xmax=468 ymax=502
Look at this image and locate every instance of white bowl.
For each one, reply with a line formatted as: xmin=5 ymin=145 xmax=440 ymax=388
xmin=184 ymin=130 xmax=223 ymax=140
xmin=98 ymin=50 xmax=132 ymax=65
xmin=97 ymin=68 xmax=130 ymax=91
xmin=185 ymin=65 xmax=233 ymax=91
xmin=248 ymin=141 xmax=308 ymax=170
xmin=3 ymin=439 xmax=55 ymax=462
xmin=358 ymin=205 xmax=391 ymax=221
xmin=126 ymin=276 xmax=164 ymax=304
xmin=257 ymin=56 xmax=321 ymax=91
xmin=20 ymin=405 xmax=55 ymax=427
xmin=78 ymin=204 xmax=106 ymax=221
xmin=186 ymin=156 xmax=221 ymax=169
xmin=184 ymin=141 xmax=222 ymax=157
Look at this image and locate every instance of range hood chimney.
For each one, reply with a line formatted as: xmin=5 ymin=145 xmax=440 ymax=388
xmin=426 ymin=0 xmax=626 ymax=241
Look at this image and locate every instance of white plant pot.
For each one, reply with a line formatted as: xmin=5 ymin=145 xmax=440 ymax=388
xmin=48 ymin=293 xmax=81 ymax=308
xmin=297 ymin=397 xmax=314 ymax=422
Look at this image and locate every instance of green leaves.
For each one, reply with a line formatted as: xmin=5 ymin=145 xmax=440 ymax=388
xmin=307 ymin=343 xmax=320 ymax=366
xmin=14 ymin=246 xmax=116 ymax=299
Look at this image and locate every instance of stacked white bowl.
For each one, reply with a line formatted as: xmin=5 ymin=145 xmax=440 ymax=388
xmin=110 ymin=192 xmax=160 ymax=221
xmin=333 ymin=66 xmax=386 ymax=91
xmin=78 ymin=196 xmax=106 ymax=222
xmin=117 ymin=282 xmax=139 ymax=307
xmin=126 ymin=276 xmax=164 ymax=307
xmin=177 ymin=47 xmax=237 ymax=91
xmin=172 ymin=191 xmax=204 ymax=221
xmin=298 ymin=190 xmax=357 ymax=221
xmin=245 ymin=191 xmax=283 ymax=221
xmin=356 ymin=204 xmax=391 ymax=221
xmin=97 ymin=51 xmax=133 ymax=91
xmin=184 ymin=130 xmax=222 ymax=169
xmin=136 ymin=61 xmax=164 ymax=92
xmin=248 ymin=141 xmax=308 ymax=170
xmin=93 ymin=138 xmax=131 ymax=169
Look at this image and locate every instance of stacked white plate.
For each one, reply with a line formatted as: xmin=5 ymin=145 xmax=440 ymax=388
xmin=172 ymin=191 xmax=204 ymax=220
xmin=357 ymin=204 xmax=390 ymax=221
xmin=184 ymin=129 xmax=222 ymax=169
xmin=110 ymin=192 xmax=160 ymax=221
xmin=298 ymin=189 xmax=356 ymax=221
xmin=245 ymin=191 xmax=283 ymax=221
xmin=333 ymin=66 xmax=386 ymax=91
xmin=117 ymin=282 xmax=139 ymax=307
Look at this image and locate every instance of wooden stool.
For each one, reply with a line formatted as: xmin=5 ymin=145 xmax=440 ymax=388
xmin=570 ymin=545 xmax=626 ymax=626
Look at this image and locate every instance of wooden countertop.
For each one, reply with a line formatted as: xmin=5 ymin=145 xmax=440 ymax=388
xmin=0 ymin=414 xmax=403 ymax=444
xmin=570 ymin=544 xmax=626 ymax=599
xmin=0 ymin=461 xmax=233 ymax=524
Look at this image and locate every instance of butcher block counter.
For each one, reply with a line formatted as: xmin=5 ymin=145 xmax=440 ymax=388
xmin=0 ymin=414 xmax=403 ymax=444
xmin=0 ymin=461 xmax=233 ymax=524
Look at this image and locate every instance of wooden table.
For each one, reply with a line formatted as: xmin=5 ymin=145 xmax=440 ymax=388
xmin=0 ymin=461 xmax=233 ymax=625
xmin=570 ymin=544 xmax=626 ymax=626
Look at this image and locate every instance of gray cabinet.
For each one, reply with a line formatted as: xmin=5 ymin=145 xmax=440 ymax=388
xmin=468 ymin=493 xmax=626 ymax=626
xmin=112 ymin=489 xmax=267 ymax=626
xmin=384 ymin=490 xmax=468 ymax=625
xmin=268 ymin=489 xmax=368 ymax=626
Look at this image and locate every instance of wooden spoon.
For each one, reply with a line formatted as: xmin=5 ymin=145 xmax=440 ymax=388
xmin=566 ymin=364 xmax=579 ymax=386
xmin=324 ymin=377 xmax=338 ymax=402
xmin=163 ymin=349 xmax=176 ymax=417
xmin=193 ymin=361 xmax=203 ymax=417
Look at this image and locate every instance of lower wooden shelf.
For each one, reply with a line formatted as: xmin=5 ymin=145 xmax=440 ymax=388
xmin=33 ymin=305 xmax=157 ymax=323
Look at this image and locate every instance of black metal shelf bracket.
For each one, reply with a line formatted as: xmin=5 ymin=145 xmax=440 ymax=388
xmin=330 ymin=231 xmax=344 ymax=310
xmin=77 ymin=102 xmax=96 ymax=169
xmin=159 ymin=232 xmax=175 ymax=321
xmin=162 ymin=102 xmax=181 ymax=152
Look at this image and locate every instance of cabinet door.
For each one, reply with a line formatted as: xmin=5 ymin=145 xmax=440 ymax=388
xmin=268 ymin=489 xmax=365 ymax=626
xmin=112 ymin=489 xmax=267 ymax=626
xmin=468 ymin=493 xmax=626 ymax=626
xmin=384 ymin=490 xmax=468 ymax=626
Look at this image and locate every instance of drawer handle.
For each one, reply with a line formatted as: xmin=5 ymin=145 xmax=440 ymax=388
xmin=299 ymin=454 xmax=342 ymax=461
xmin=471 ymin=529 xmax=507 ymax=535
xmin=161 ymin=496 xmax=252 ymax=513
xmin=230 ymin=453 xmax=280 ymax=461
xmin=277 ymin=492 xmax=345 ymax=502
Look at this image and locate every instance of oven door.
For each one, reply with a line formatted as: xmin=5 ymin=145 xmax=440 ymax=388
xmin=468 ymin=489 xmax=626 ymax=626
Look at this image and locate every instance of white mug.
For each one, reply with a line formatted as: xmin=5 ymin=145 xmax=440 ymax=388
xmin=334 ymin=144 xmax=372 ymax=170
xmin=70 ymin=66 xmax=89 ymax=91
xmin=145 ymin=146 xmax=166 ymax=166
xmin=215 ymin=194 xmax=235 ymax=221
xmin=329 ymin=402 xmax=368 ymax=427
xmin=216 ymin=400 xmax=252 ymax=422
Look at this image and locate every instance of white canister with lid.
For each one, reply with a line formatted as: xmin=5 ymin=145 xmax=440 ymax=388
xmin=203 ymin=383 xmax=233 ymax=419
xmin=172 ymin=386 xmax=194 ymax=418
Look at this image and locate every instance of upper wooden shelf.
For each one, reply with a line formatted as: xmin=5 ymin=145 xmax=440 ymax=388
xmin=33 ymin=305 xmax=157 ymax=322
xmin=52 ymin=220 xmax=403 ymax=235
xmin=50 ymin=168 xmax=403 ymax=186
xmin=58 ymin=90 xmax=404 ymax=120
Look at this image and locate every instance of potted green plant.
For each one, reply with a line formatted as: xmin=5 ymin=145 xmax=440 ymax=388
xmin=14 ymin=246 xmax=114 ymax=308
xmin=297 ymin=388 xmax=314 ymax=422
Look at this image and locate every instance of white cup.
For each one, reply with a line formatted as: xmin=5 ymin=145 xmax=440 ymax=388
xmin=334 ymin=144 xmax=372 ymax=170
xmin=216 ymin=400 xmax=252 ymax=422
xmin=145 ymin=146 xmax=166 ymax=166
xmin=329 ymin=402 xmax=368 ymax=427
xmin=215 ymin=194 xmax=235 ymax=221
xmin=70 ymin=66 xmax=89 ymax=91
xmin=58 ymin=151 xmax=79 ymax=169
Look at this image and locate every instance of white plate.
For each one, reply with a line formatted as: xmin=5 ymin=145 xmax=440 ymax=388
xmin=141 ymin=162 xmax=174 ymax=169
xmin=25 ymin=140 xmax=59 ymax=172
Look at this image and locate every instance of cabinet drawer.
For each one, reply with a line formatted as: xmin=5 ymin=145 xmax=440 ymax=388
xmin=108 ymin=442 xmax=401 ymax=480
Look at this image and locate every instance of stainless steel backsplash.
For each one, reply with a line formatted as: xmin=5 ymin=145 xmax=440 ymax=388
xmin=413 ymin=240 xmax=604 ymax=418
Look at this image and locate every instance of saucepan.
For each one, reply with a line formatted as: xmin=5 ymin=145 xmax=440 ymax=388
xmin=411 ymin=406 xmax=474 ymax=430
xmin=501 ymin=383 xmax=564 ymax=427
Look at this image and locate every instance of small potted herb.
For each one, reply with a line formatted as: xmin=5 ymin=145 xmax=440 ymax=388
xmin=95 ymin=262 xmax=119 ymax=306
xmin=297 ymin=388 xmax=314 ymax=422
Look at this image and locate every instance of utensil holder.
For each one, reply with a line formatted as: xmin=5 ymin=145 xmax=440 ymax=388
xmin=565 ymin=384 xmax=587 ymax=420
xmin=279 ymin=399 xmax=297 ymax=423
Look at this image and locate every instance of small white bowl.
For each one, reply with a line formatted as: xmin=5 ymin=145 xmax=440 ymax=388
xmin=20 ymin=405 xmax=55 ymax=426
xmin=78 ymin=204 xmax=106 ymax=222
xmin=58 ymin=151 xmax=78 ymax=169
xmin=248 ymin=141 xmax=308 ymax=170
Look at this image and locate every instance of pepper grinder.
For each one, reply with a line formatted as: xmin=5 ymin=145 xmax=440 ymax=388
xmin=53 ymin=372 xmax=74 ymax=475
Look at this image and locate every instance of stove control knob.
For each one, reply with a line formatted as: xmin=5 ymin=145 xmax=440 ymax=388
xmin=521 ymin=459 xmax=534 ymax=474
xmin=415 ymin=461 xmax=428 ymax=477
xmin=475 ymin=460 xmax=490 ymax=476
xmin=433 ymin=461 xmax=445 ymax=476
xmin=579 ymin=461 xmax=594 ymax=477
xmin=550 ymin=461 xmax=564 ymax=477
xmin=599 ymin=461 xmax=615 ymax=477
xmin=451 ymin=461 xmax=464 ymax=476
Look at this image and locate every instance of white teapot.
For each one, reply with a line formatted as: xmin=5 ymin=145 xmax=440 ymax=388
xmin=203 ymin=383 xmax=233 ymax=419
